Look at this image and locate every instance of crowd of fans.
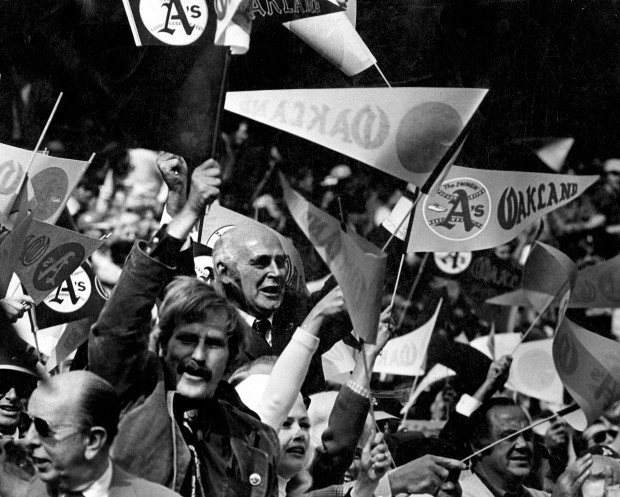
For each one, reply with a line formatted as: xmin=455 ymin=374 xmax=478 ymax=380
xmin=1 ymin=115 xmax=620 ymax=497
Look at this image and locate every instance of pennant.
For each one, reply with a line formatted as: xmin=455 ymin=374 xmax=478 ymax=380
xmin=225 ymin=88 xmax=487 ymax=187
xmin=197 ymin=202 xmax=308 ymax=295
xmin=45 ymin=317 xmax=93 ymax=372
xmin=122 ymin=0 xmax=211 ymax=46
xmin=0 ymin=145 xmax=29 ymax=232
xmin=406 ymin=166 xmax=598 ymax=252
xmin=28 ymin=151 xmax=91 ymax=225
xmin=321 ymin=338 xmax=357 ymax=384
xmin=536 ymin=138 xmax=574 ymax=172
xmin=522 ymin=243 xmax=577 ymax=316
xmin=35 ymin=262 xmax=108 ymax=329
xmin=408 ymin=363 xmax=456 ymax=406
xmin=373 ymin=300 xmax=441 ymax=376
xmin=471 ymin=333 xmax=521 ymax=360
xmin=570 ymin=254 xmax=620 ymax=308
xmin=283 ymin=10 xmax=375 ymax=76
xmin=487 ymin=243 xmax=577 ymax=328
xmin=214 ymin=0 xmax=254 ymax=54
xmin=553 ymin=318 xmax=620 ymax=430
xmin=506 ymin=338 xmax=563 ymax=404
xmin=252 ymin=0 xmax=343 ymax=23
xmin=0 ymin=214 xmax=34 ymax=299
xmin=281 ymin=174 xmax=386 ymax=343
xmin=14 ymin=220 xmax=103 ymax=304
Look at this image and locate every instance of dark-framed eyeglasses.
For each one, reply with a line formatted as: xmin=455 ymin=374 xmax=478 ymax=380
xmin=592 ymin=429 xmax=619 ymax=445
xmin=0 ymin=376 xmax=37 ymax=399
xmin=24 ymin=413 xmax=82 ymax=441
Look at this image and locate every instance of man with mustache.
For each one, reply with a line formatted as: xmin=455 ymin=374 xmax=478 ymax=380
xmin=89 ymin=159 xmax=280 ymax=496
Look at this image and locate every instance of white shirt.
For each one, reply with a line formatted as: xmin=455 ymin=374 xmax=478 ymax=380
xmin=238 ymin=308 xmax=274 ymax=346
xmin=62 ymin=459 xmax=113 ymax=497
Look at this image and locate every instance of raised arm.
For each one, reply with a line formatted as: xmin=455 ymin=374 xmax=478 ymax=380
xmin=89 ymin=159 xmax=221 ymax=402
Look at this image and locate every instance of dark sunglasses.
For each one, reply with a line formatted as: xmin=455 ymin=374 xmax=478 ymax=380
xmin=24 ymin=413 xmax=81 ymax=440
xmin=0 ymin=376 xmax=37 ymax=399
xmin=592 ymin=429 xmax=618 ymax=445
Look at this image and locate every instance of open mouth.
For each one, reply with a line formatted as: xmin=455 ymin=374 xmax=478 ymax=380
xmin=259 ymin=284 xmax=281 ymax=297
xmin=0 ymin=405 xmax=20 ymax=416
xmin=509 ymin=454 xmax=531 ymax=463
xmin=32 ymin=456 xmax=51 ymax=469
xmin=286 ymin=445 xmax=306 ymax=457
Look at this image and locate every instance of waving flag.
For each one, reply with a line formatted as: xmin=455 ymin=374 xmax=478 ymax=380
xmin=570 ymin=254 xmax=620 ymax=308
xmin=225 ymin=88 xmax=487 ymax=188
xmin=214 ymin=0 xmax=254 ymax=54
xmin=14 ymin=220 xmax=103 ymax=303
xmin=553 ymin=318 xmax=620 ymax=430
xmin=281 ymin=174 xmax=386 ymax=343
xmin=374 ymin=300 xmax=441 ymax=376
xmin=283 ymin=10 xmax=375 ymax=76
xmin=405 ymin=166 xmax=598 ymax=253
xmin=536 ymin=138 xmax=574 ymax=172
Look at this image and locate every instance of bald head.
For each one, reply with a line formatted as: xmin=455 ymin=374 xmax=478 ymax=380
xmin=213 ymin=224 xmax=286 ymax=319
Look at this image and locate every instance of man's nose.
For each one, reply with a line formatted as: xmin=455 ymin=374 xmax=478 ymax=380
xmin=514 ymin=433 xmax=529 ymax=449
xmin=267 ymin=259 xmax=281 ymax=276
xmin=191 ymin=343 xmax=207 ymax=362
xmin=3 ymin=388 xmax=18 ymax=401
xmin=24 ymin=422 xmax=40 ymax=447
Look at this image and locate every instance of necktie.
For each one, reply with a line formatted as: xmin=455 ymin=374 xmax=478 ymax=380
xmin=252 ymin=319 xmax=272 ymax=341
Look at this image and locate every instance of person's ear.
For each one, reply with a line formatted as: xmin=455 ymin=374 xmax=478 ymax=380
xmin=84 ymin=427 xmax=108 ymax=460
xmin=216 ymin=261 xmax=235 ymax=285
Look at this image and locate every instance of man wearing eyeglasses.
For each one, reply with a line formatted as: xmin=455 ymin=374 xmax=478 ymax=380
xmin=22 ymin=370 xmax=180 ymax=497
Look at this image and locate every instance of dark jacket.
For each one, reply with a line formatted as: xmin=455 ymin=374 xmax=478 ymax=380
xmin=89 ymin=242 xmax=279 ymax=497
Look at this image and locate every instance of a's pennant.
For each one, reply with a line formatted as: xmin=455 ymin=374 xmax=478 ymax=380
xmin=35 ymin=262 xmax=109 ymax=329
xmin=225 ymin=88 xmax=487 ymax=187
xmin=281 ymin=174 xmax=386 ymax=343
xmin=14 ymin=220 xmax=103 ymax=304
xmin=553 ymin=318 xmax=620 ymax=430
xmin=198 ymin=202 xmax=308 ymax=295
xmin=373 ymin=300 xmax=441 ymax=376
xmin=405 ymin=166 xmax=598 ymax=253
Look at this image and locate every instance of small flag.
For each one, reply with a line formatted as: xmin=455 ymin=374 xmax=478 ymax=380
xmin=225 ymin=88 xmax=487 ymax=188
xmin=281 ymin=174 xmax=386 ymax=343
xmin=373 ymin=300 xmax=441 ymax=376
xmin=536 ymin=138 xmax=574 ymax=172
xmin=14 ymin=220 xmax=103 ymax=303
xmin=214 ymin=0 xmax=254 ymax=54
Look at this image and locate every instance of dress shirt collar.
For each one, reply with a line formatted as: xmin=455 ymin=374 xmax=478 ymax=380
xmin=237 ymin=309 xmax=273 ymax=345
xmin=62 ymin=459 xmax=112 ymax=497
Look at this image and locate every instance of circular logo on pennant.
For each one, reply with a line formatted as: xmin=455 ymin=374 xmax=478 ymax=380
xmin=33 ymin=243 xmax=85 ymax=292
xmin=434 ymin=251 xmax=472 ymax=275
xmin=21 ymin=235 xmax=51 ymax=266
xmin=31 ymin=167 xmax=69 ymax=221
xmin=423 ymin=177 xmax=491 ymax=241
xmin=43 ymin=265 xmax=92 ymax=314
xmin=0 ymin=160 xmax=24 ymax=195
xmin=139 ymin=0 xmax=208 ymax=46
xmin=395 ymin=102 xmax=463 ymax=174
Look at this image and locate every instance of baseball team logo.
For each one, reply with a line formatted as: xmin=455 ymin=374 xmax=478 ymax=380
xmin=43 ymin=265 xmax=93 ymax=314
xmin=33 ymin=243 xmax=85 ymax=292
xmin=139 ymin=0 xmax=208 ymax=45
xmin=423 ymin=177 xmax=491 ymax=241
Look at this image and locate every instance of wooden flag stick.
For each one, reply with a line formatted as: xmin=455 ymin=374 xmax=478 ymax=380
xmin=198 ymin=49 xmax=232 ymax=242
xmin=381 ymin=201 xmax=418 ymax=252
xmin=390 ymin=255 xmax=406 ymax=308
xmin=375 ymin=64 xmax=392 ymax=88
xmin=27 ymin=307 xmax=42 ymax=363
xmin=509 ymin=311 xmax=545 ymax=355
xmin=393 ymin=252 xmax=430 ymax=334
xmin=25 ymin=93 xmax=63 ymax=175
xmin=461 ymin=404 xmax=579 ymax=463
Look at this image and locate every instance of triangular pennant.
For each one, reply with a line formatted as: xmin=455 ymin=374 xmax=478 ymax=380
xmin=281 ymin=174 xmax=386 ymax=343
xmin=198 ymin=202 xmax=308 ymax=295
xmin=28 ymin=151 xmax=91 ymax=224
xmin=14 ymin=220 xmax=104 ymax=303
xmin=283 ymin=10 xmax=375 ymax=76
xmin=251 ymin=0 xmax=343 ymax=23
xmin=471 ymin=333 xmax=522 ymax=360
xmin=408 ymin=363 xmax=456 ymax=406
xmin=225 ymin=88 xmax=487 ymax=187
xmin=35 ymin=262 xmax=109 ymax=329
xmin=535 ymin=138 xmax=574 ymax=172
xmin=407 ymin=166 xmax=598 ymax=252
xmin=373 ymin=300 xmax=441 ymax=376
xmin=570 ymin=254 xmax=620 ymax=308
xmin=45 ymin=317 xmax=94 ymax=372
xmin=321 ymin=338 xmax=357 ymax=384
xmin=553 ymin=318 xmax=620 ymax=430
xmin=0 ymin=213 xmax=34 ymax=299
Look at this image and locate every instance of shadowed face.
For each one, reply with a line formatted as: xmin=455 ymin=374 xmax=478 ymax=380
xmin=477 ymin=406 xmax=533 ymax=488
xmin=164 ymin=322 xmax=230 ymax=400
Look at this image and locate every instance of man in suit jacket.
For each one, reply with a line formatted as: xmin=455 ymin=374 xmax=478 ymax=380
xmin=22 ymin=370 xmax=179 ymax=497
